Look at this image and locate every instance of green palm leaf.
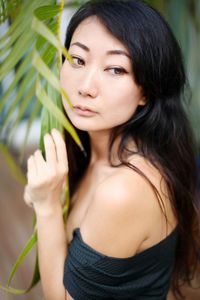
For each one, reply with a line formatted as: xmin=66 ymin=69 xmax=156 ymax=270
xmin=7 ymin=230 xmax=38 ymax=292
xmin=0 ymin=0 xmax=83 ymax=294
xmin=0 ymin=144 xmax=26 ymax=185
xmin=0 ymin=0 xmax=82 ymax=152
xmin=0 ymin=229 xmax=39 ymax=294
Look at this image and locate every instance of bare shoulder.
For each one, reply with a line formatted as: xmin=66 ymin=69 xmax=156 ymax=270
xmin=94 ymin=155 xmax=166 ymax=215
xmin=79 ymin=158 xmax=170 ymax=258
xmin=93 ymin=163 xmax=158 ymax=214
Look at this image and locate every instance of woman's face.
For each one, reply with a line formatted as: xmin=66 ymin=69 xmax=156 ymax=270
xmin=60 ymin=16 xmax=145 ymax=132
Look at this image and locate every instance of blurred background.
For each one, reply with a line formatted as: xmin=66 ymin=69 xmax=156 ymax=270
xmin=0 ymin=0 xmax=200 ymax=299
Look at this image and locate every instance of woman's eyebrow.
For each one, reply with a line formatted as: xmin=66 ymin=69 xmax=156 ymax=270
xmin=70 ymin=42 xmax=131 ymax=59
xmin=70 ymin=42 xmax=89 ymax=52
xmin=106 ymin=49 xmax=131 ymax=59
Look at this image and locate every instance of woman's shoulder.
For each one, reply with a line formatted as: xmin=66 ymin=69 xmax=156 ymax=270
xmin=78 ymin=155 xmax=174 ymax=259
xmin=95 ymin=154 xmax=166 ymax=210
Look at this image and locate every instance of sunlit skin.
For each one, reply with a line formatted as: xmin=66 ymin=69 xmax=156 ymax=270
xmin=60 ymin=16 xmax=145 ymax=135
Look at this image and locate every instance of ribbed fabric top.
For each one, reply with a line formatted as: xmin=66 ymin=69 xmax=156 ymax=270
xmin=63 ymin=227 xmax=178 ymax=300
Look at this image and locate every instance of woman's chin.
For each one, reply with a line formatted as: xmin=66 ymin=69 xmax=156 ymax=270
xmin=70 ymin=120 xmax=97 ymax=132
xmin=70 ymin=120 xmax=109 ymax=133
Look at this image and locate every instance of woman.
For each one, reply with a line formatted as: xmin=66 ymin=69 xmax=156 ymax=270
xmin=24 ymin=0 xmax=200 ymax=299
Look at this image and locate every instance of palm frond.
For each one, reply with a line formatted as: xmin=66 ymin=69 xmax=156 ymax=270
xmin=0 ymin=0 xmax=83 ymax=156
xmin=0 ymin=0 xmax=82 ymax=294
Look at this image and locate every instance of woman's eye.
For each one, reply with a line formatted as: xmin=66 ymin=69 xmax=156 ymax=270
xmin=71 ymin=56 xmax=84 ymax=66
xmin=108 ymin=67 xmax=127 ymax=75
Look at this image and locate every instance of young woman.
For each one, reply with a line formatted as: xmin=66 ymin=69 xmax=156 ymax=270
xmin=24 ymin=0 xmax=200 ymax=299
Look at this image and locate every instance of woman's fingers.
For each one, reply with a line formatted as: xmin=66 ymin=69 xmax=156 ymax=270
xmin=51 ymin=129 xmax=68 ymax=168
xmin=24 ymin=185 xmax=34 ymax=208
xmin=27 ymin=150 xmax=46 ymax=180
xmin=27 ymin=129 xmax=67 ymax=185
xmin=24 ymin=129 xmax=68 ymax=211
xmin=44 ymin=133 xmax=57 ymax=169
xmin=27 ymin=155 xmax=37 ymax=181
xmin=34 ymin=149 xmax=46 ymax=167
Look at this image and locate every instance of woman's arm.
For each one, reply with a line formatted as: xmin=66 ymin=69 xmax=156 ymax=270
xmin=24 ymin=129 xmax=68 ymax=300
xmin=36 ymin=201 xmax=67 ymax=300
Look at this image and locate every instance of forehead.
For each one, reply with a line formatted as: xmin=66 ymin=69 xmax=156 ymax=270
xmin=70 ymin=16 xmax=129 ymax=54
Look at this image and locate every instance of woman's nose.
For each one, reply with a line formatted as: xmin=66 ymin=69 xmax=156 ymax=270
xmin=78 ymin=68 xmax=99 ymax=98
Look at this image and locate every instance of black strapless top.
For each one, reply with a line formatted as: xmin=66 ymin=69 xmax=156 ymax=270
xmin=63 ymin=227 xmax=178 ymax=300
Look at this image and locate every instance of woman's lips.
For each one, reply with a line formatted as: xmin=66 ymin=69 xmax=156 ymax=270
xmin=73 ymin=105 xmax=97 ymax=116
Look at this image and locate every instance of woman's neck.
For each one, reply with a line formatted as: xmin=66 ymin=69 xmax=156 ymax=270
xmin=88 ymin=130 xmax=111 ymax=166
xmin=89 ymin=129 xmax=123 ymax=165
xmin=88 ymin=130 xmax=137 ymax=167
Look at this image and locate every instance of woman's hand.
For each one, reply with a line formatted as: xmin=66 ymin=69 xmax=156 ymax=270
xmin=24 ymin=128 xmax=68 ymax=215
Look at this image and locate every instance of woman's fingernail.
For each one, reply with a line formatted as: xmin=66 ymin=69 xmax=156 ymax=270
xmin=44 ymin=133 xmax=50 ymax=139
xmin=51 ymin=128 xmax=57 ymax=134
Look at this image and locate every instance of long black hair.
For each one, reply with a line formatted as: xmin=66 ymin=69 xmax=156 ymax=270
xmin=63 ymin=0 xmax=200 ymax=298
